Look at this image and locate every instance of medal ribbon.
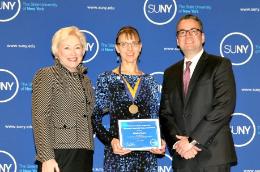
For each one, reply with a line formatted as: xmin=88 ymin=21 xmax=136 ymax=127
xmin=122 ymin=77 xmax=141 ymax=99
xmin=119 ymin=65 xmax=142 ymax=102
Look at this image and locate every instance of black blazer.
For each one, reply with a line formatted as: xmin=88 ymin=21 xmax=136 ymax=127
xmin=159 ymin=51 xmax=237 ymax=169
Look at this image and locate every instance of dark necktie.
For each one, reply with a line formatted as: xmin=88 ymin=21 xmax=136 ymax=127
xmin=183 ymin=61 xmax=192 ymax=96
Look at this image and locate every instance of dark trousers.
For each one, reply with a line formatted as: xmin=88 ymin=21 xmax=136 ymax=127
xmin=175 ymin=164 xmax=230 ymax=172
xmin=37 ymin=149 xmax=93 ymax=172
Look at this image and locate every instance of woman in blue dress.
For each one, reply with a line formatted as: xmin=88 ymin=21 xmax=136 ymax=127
xmin=92 ymin=26 xmax=166 ymax=172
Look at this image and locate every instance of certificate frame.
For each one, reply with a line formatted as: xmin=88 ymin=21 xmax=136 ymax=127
xmin=118 ymin=118 xmax=161 ymax=150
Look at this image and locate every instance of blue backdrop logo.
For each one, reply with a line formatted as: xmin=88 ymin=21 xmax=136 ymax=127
xmin=80 ymin=30 xmax=99 ymax=63
xmin=0 ymin=0 xmax=21 ymax=22
xmin=0 ymin=150 xmax=17 ymax=172
xmin=158 ymin=153 xmax=172 ymax=172
xmin=143 ymin=0 xmax=177 ymax=25
xmin=220 ymin=32 xmax=254 ymax=65
xmin=230 ymin=113 xmax=256 ymax=147
xmin=150 ymin=71 xmax=164 ymax=94
xmin=0 ymin=69 xmax=19 ymax=103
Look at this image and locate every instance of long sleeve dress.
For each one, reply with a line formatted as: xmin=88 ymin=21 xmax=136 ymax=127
xmin=92 ymin=71 xmax=160 ymax=172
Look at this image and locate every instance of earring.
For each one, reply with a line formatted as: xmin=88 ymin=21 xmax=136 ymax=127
xmin=117 ymin=57 xmax=121 ymax=63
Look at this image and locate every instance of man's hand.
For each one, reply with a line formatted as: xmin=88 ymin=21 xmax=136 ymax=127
xmin=182 ymin=146 xmax=201 ymax=159
xmin=175 ymin=135 xmax=191 ymax=156
xmin=174 ymin=135 xmax=201 ymax=159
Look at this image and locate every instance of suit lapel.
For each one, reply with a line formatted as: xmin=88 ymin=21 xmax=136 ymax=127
xmin=184 ymin=52 xmax=208 ymax=105
xmin=175 ymin=60 xmax=184 ymax=104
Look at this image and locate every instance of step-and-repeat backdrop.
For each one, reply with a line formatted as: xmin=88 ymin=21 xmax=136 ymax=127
xmin=1 ymin=0 xmax=260 ymax=171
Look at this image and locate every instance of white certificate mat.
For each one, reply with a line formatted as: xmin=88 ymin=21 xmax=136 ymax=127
xmin=118 ymin=119 xmax=161 ymax=150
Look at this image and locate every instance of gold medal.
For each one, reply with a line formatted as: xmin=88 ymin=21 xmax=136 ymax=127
xmin=129 ymin=104 xmax=139 ymax=114
xmin=118 ymin=66 xmax=142 ymax=115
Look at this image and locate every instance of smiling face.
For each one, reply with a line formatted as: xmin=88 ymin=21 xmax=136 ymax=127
xmin=176 ymin=18 xmax=205 ymax=59
xmin=115 ymin=33 xmax=142 ymax=65
xmin=56 ymin=35 xmax=84 ymax=72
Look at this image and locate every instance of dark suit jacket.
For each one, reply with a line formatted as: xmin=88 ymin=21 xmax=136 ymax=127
xmin=159 ymin=51 xmax=237 ymax=169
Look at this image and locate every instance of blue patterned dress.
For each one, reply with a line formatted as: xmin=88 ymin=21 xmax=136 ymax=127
xmin=93 ymin=71 xmax=160 ymax=172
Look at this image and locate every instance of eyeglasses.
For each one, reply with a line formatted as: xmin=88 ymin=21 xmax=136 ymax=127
xmin=176 ymin=28 xmax=202 ymax=37
xmin=117 ymin=41 xmax=140 ymax=48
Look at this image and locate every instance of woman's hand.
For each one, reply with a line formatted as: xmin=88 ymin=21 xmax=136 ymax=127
xmin=111 ymin=138 xmax=131 ymax=155
xmin=150 ymin=139 xmax=166 ymax=155
xmin=42 ymin=159 xmax=60 ymax=172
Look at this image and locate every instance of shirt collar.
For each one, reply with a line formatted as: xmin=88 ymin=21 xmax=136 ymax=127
xmin=184 ymin=49 xmax=204 ymax=69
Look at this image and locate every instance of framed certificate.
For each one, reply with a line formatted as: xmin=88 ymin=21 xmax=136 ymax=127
xmin=118 ymin=119 xmax=161 ymax=150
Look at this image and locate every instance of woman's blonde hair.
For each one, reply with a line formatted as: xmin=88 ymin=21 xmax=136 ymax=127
xmin=51 ymin=26 xmax=87 ymax=57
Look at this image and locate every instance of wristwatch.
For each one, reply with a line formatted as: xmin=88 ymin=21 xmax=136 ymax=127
xmin=190 ymin=140 xmax=198 ymax=146
xmin=188 ymin=137 xmax=199 ymax=146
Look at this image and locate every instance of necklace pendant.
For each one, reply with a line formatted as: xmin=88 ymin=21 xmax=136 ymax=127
xmin=129 ymin=104 xmax=139 ymax=114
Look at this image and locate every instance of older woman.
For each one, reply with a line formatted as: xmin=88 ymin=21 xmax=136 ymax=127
xmin=92 ymin=26 xmax=166 ymax=172
xmin=32 ymin=26 xmax=94 ymax=172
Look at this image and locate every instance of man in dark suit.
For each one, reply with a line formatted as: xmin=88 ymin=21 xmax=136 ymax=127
xmin=159 ymin=14 xmax=237 ymax=172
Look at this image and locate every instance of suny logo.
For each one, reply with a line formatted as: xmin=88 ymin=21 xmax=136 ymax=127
xmin=150 ymin=71 xmax=164 ymax=94
xmin=158 ymin=153 xmax=172 ymax=172
xmin=143 ymin=0 xmax=177 ymax=25
xmin=220 ymin=32 xmax=254 ymax=65
xmin=80 ymin=30 xmax=99 ymax=63
xmin=0 ymin=150 xmax=17 ymax=172
xmin=0 ymin=69 xmax=19 ymax=103
xmin=230 ymin=113 xmax=256 ymax=147
xmin=0 ymin=0 xmax=21 ymax=22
